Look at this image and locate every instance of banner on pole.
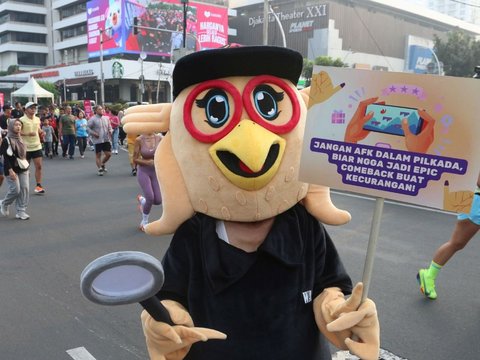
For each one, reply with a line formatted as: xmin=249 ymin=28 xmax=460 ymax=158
xmin=299 ymin=67 xmax=480 ymax=213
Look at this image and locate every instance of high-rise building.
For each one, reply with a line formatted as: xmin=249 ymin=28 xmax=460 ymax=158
xmin=405 ymin=0 xmax=480 ymax=25
xmin=0 ymin=0 xmax=50 ymax=70
xmin=52 ymin=0 xmax=88 ymax=65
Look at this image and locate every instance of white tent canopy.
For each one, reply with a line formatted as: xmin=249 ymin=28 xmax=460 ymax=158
xmin=11 ymin=77 xmax=54 ymax=104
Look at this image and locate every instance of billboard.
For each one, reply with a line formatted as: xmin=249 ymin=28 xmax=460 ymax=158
xmin=300 ymin=67 xmax=480 ymax=213
xmin=229 ymin=1 xmax=329 ymax=55
xmin=405 ymin=35 xmax=437 ymax=74
xmin=87 ymin=0 xmax=228 ymax=58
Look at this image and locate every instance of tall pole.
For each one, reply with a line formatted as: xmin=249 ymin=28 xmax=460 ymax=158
xmin=262 ymin=0 xmax=268 ymax=45
xmin=269 ymin=5 xmax=286 ymax=47
xmin=428 ymin=47 xmax=442 ymax=75
xmin=182 ymin=0 xmax=188 ymax=48
xmin=100 ymin=28 xmax=105 ymax=106
xmin=63 ymin=78 xmax=67 ymax=103
xmin=140 ymin=57 xmax=144 ymax=103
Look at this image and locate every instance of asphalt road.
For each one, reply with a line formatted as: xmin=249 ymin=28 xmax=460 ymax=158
xmin=0 ymin=147 xmax=478 ymax=360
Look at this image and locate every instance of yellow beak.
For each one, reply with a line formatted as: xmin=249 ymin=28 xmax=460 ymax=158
xmin=209 ymin=119 xmax=285 ymax=191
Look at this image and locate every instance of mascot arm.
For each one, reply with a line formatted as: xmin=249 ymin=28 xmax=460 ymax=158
xmin=142 ymin=300 xmax=227 ymax=360
xmin=122 ymin=103 xmax=172 ymax=135
xmin=313 ymin=283 xmax=380 ymax=360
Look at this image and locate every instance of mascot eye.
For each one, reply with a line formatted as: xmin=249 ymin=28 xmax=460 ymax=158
xmin=253 ymin=85 xmax=284 ymax=121
xmin=196 ymin=89 xmax=230 ymax=128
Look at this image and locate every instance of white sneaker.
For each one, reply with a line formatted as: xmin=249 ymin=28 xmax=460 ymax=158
xmin=139 ymin=219 xmax=148 ymax=232
xmin=16 ymin=212 xmax=30 ymax=220
xmin=0 ymin=201 xmax=9 ymax=217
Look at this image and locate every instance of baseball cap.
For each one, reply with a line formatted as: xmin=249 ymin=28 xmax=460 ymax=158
xmin=25 ymin=102 xmax=37 ymax=109
xmin=2 ymin=104 xmax=12 ymax=111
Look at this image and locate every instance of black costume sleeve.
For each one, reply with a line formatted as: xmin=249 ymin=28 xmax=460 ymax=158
xmin=156 ymin=218 xmax=194 ymax=308
xmin=312 ymin=219 xmax=353 ymax=298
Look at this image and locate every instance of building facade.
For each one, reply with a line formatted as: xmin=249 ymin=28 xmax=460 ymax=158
xmin=0 ymin=0 xmax=230 ymax=104
xmin=1 ymin=0 xmax=480 ymax=105
xmin=405 ymin=0 xmax=480 ymax=25
xmin=229 ymin=0 xmax=480 ymax=74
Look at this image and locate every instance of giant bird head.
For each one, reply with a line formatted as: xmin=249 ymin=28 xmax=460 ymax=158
xmin=123 ymin=46 xmax=351 ymax=235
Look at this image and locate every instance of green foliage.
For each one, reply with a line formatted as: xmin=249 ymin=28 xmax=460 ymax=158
xmin=314 ymin=56 xmax=346 ymax=67
xmin=302 ymin=58 xmax=314 ymax=87
xmin=36 ymin=81 xmax=58 ymax=107
xmin=7 ymin=65 xmax=19 ymax=74
xmin=301 ymin=56 xmax=345 ymax=88
xmin=434 ymin=30 xmax=479 ymax=77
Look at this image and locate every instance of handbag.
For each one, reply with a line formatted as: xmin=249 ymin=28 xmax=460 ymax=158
xmin=16 ymin=157 xmax=30 ymax=170
xmin=5 ymin=137 xmax=29 ymax=170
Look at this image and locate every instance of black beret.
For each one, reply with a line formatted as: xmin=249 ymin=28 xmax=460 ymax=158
xmin=172 ymin=46 xmax=303 ymax=99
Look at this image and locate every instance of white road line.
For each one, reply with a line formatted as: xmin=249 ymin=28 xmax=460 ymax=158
xmin=66 ymin=347 xmax=97 ymax=360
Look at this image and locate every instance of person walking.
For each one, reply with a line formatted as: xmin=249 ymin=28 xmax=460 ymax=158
xmin=59 ymin=105 xmax=77 ymax=159
xmin=87 ymin=105 xmax=112 ymax=176
xmin=75 ymin=110 xmax=88 ymax=158
xmin=109 ymin=109 xmax=120 ymax=154
xmin=133 ymin=132 xmax=163 ymax=231
xmin=0 ymin=104 xmax=12 ymax=130
xmin=11 ymin=101 xmax=23 ymax=119
xmin=0 ymin=118 xmax=30 ymax=220
xmin=19 ymin=102 xmax=45 ymax=194
xmin=0 ymin=104 xmax=10 ymax=188
xmin=417 ymin=172 xmax=480 ymax=300
xmin=41 ymin=118 xmax=56 ymax=159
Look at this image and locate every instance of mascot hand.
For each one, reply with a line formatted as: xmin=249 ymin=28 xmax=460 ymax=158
xmin=314 ymin=283 xmax=380 ymax=360
xmin=141 ymin=300 xmax=227 ymax=360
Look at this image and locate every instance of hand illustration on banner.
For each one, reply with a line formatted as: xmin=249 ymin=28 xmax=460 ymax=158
xmin=401 ymin=109 xmax=435 ymax=153
xmin=344 ymin=97 xmax=380 ymax=144
xmin=443 ymin=180 xmax=474 ymax=213
xmin=307 ymin=71 xmax=345 ymax=108
xmin=344 ymin=98 xmax=435 ymax=154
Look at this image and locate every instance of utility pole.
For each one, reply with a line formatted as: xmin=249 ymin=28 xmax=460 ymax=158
xmin=99 ymin=28 xmax=105 ymax=106
xmin=181 ymin=0 xmax=188 ymax=48
xmin=263 ymin=0 xmax=268 ymax=45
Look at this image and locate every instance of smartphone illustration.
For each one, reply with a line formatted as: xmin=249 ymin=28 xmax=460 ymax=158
xmin=363 ymin=104 xmax=423 ymax=136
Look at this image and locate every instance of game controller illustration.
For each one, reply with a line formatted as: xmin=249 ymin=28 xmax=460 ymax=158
xmin=363 ymin=103 xmax=423 ymax=136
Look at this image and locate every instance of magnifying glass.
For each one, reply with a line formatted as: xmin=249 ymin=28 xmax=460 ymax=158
xmin=80 ymin=251 xmax=173 ymax=324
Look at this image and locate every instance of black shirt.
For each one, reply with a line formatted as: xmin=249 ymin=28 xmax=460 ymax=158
xmin=157 ymin=204 xmax=352 ymax=360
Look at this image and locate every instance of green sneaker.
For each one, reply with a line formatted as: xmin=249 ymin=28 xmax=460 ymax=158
xmin=417 ymin=269 xmax=437 ymax=300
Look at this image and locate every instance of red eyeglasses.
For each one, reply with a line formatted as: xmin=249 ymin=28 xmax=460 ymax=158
xmin=183 ymin=75 xmax=300 ymax=143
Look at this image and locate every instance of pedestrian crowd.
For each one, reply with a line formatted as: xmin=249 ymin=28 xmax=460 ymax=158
xmin=0 ymin=101 xmax=161 ymax=228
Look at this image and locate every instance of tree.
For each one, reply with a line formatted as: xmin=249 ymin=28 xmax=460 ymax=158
xmin=301 ymin=56 xmax=346 ymax=87
xmin=7 ymin=65 xmax=19 ymax=74
xmin=434 ymin=30 xmax=478 ymax=77
xmin=37 ymin=80 xmax=59 ymax=106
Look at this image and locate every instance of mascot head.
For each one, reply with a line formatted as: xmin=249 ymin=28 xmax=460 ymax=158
xmin=123 ymin=46 xmax=351 ymax=235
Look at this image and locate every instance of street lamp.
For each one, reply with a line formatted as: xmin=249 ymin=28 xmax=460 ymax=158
xmin=427 ymin=47 xmax=442 ymax=75
xmin=99 ymin=28 xmax=105 ymax=106
xmin=138 ymin=51 xmax=147 ymax=102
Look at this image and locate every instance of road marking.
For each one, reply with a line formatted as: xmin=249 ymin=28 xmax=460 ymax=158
xmin=66 ymin=347 xmax=96 ymax=360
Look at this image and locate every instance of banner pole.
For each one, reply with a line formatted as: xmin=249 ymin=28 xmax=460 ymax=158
xmin=361 ymin=197 xmax=384 ymax=302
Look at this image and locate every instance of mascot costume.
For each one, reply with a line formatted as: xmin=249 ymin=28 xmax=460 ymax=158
xmin=122 ymin=45 xmax=380 ymax=360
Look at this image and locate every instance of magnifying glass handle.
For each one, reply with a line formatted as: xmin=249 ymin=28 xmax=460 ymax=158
xmin=139 ymin=297 xmax=174 ymax=325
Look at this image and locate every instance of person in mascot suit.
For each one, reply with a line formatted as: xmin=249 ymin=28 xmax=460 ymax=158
xmin=122 ymin=45 xmax=380 ymax=360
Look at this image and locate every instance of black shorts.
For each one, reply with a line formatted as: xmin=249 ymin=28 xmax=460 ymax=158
xmin=95 ymin=142 xmax=112 ymax=154
xmin=26 ymin=149 xmax=43 ymax=160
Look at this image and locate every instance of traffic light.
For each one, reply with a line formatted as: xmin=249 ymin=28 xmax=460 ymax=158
xmin=133 ymin=17 xmax=138 ymax=35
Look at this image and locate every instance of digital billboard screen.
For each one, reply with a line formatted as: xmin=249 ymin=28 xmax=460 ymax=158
xmin=87 ymin=0 xmax=228 ymax=58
